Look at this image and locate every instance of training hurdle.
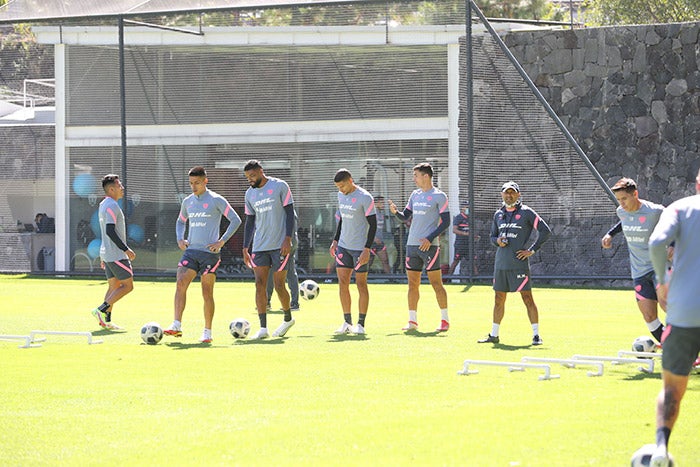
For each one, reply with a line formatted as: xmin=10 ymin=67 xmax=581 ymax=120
xmin=521 ymin=357 xmax=605 ymax=377
xmin=0 ymin=334 xmax=42 ymax=348
xmin=572 ymin=354 xmax=654 ymax=373
xmin=30 ymin=330 xmax=103 ymax=345
xmin=458 ymin=359 xmax=560 ymax=381
xmin=617 ymin=350 xmax=662 ymax=359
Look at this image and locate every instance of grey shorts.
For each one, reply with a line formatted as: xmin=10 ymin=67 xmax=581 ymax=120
xmin=178 ymin=249 xmax=221 ymax=276
xmin=250 ymin=249 xmax=290 ymax=272
xmin=405 ymin=245 xmax=441 ymax=272
xmin=104 ymin=259 xmax=133 ymax=280
xmin=661 ymin=324 xmax=700 ymax=376
xmin=493 ymin=269 xmax=532 ymax=292
xmin=334 ymin=246 xmax=369 ymax=273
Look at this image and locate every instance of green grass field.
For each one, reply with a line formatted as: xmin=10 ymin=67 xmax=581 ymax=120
xmin=1 ymin=274 xmax=698 ymax=465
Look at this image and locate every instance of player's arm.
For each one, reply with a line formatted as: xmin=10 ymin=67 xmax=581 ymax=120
xmin=280 ymin=204 xmax=295 ymax=256
xmin=220 ymin=203 xmax=242 ymax=243
xmin=242 ymin=213 xmax=256 ymax=268
xmin=330 ymin=218 xmax=342 ymax=257
xmin=356 ymin=214 xmax=377 ymax=265
xmin=601 ymin=221 xmax=622 ymax=248
xmin=425 ymin=212 xmax=451 ymax=243
xmin=649 ymin=207 xmax=679 ymax=286
xmin=528 ymin=213 xmax=551 ymax=252
xmin=490 ymin=212 xmax=503 ymax=247
xmin=105 ymin=223 xmax=135 ymax=260
xmin=175 ymin=209 xmax=189 ymax=251
xmin=392 ymin=206 xmax=412 ymax=222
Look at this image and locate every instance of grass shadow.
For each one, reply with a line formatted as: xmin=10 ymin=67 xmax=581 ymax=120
xmin=388 ymin=329 xmax=444 ymax=338
xmin=328 ymin=334 xmax=369 ymax=342
xmin=233 ymin=338 xmax=287 ymax=346
xmin=92 ymin=328 xmax=127 ymax=336
xmin=490 ymin=343 xmax=533 ymax=351
xmin=164 ymin=341 xmax=224 ymax=350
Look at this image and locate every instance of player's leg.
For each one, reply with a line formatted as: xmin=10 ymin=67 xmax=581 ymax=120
xmin=403 ymin=269 xmax=421 ymax=330
xmin=265 ymin=267 xmax=274 ymax=311
xmin=273 ymin=269 xmax=291 ymax=311
xmin=427 ymin=268 xmax=449 ymax=331
xmin=478 ymin=288 xmax=506 ymax=343
xmin=355 ymin=270 xmax=369 ymax=333
xmin=253 ymin=265 xmax=271 ymax=316
xmin=166 ymin=266 xmax=196 ymax=336
xmin=520 ymin=290 xmax=543 ymax=345
xmin=635 ymin=272 xmax=665 ymax=343
xmin=271 ymin=252 xmax=294 ymax=337
xmin=105 ymin=276 xmax=134 ymax=308
xmin=287 ymin=253 xmax=300 ymax=310
xmin=198 ymin=272 xmax=216 ymax=343
xmin=336 ymin=266 xmax=353 ymax=332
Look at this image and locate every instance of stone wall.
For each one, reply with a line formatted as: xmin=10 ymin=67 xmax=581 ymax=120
xmin=503 ymin=22 xmax=700 ymax=204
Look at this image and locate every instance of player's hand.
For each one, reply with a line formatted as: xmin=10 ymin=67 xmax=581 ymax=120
xmin=388 ymin=200 xmax=398 ymax=215
xmin=516 ymin=249 xmax=533 ymax=260
xmin=418 ymin=238 xmax=431 ymax=251
xmin=125 ymin=248 xmax=136 ymax=261
xmin=329 ymin=241 xmax=337 ymax=257
xmin=208 ymin=239 xmax=224 ymax=253
xmin=242 ymin=249 xmax=252 ymax=269
xmin=497 ymin=237 xmax=508 ymax=247
xmin=601 ymin=234 xmax=613 ymax=249
xmin=667 ymin=246 xmax=674 ymax=261
xmin=177 ymin=239 xmax=189 ymax=251
xmin=280 ymin=236 xmax=292 ymax=257
xmin=358 ymin=248 xmax=371 ymax=266
xmin=100 ymin=260 xmax=105 ymax=270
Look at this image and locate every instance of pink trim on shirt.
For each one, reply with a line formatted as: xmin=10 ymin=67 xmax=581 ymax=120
xmin=365 ymin=200 xmax=375 ymax=217
xmin=439 ymin=199 xmax=449 ymax=213
xmin=106 ymin=208 xmax=117 ymax=223
xmin=283 ymin=188 xmax=292 ymax=206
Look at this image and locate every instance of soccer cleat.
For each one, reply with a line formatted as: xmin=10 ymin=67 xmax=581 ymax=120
xmin=163 ymin=325 xmax=182 ymax=337
xmin=436 ymin=320 xmax=450 ymax=332
xmin=91 ymin=308 xmax=108 ymax=328
xmin=250 ymin=328 xmax=270 ymax=340
xmin=266 ymin=303 xmax=272 ymax=312
xmin=477 ymin=334 xmax=499 ymax=344
xmin=353 ymin=323 xmax=366 ymax=335
xmin=532 ymin=335 xmax=543 ymax=346
xmin=650 ymin=445 xmax=669 ymax=467
xmin=199 ymin=331 xmax=212 ymax=344
xmin=334 ymin=322 xmax=353 ymax=334
xmin=105 ymin=322 xmax=124 ymax=331
xmin=290 ymin=304 xmax=300 ymax=312
xmin=273 ymin=319 xmax=295 ymax=337
xmin=402 ymin=321 xmax=418 ymax=331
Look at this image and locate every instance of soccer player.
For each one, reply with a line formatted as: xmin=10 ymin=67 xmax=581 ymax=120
xmin=91 ymin=174 xmax=136 ymax=331
xmin=242 ymin=160 xmax=297 ymax=340
xmin=388 ymin=162 xmax=450 ymax=332
xmin=478 ymin=181 xmax=551 ymax=345
xmin=601 ymin=178 xmax=667 ymax=344
xmin=164 ymin=166 xmax=242 ymax=343
xmin=448 ymin=201 xmax=472 ymax=277
xmin=265 ymin=211 xmax=300 ymax=312
xmin=329 ymin=169 xmax=377 ymax=335
xmin=647 ymin=169 xmax=700 ymax=466
xmin=368 ymin=195 xmax=391 ymax=274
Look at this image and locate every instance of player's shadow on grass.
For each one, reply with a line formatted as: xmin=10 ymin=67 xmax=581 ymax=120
xmin=165 ymin=342 xmax=226 ymax=350
xmin=388 ymin=330 xmax=445 ymax=338
xmin=490 ymin=343 xmax=533 ymax=351
xmin=232 ymin=338 xmax=287 ymax=346
xmin=623 ymin=371 xmax=661 ymax=381
xmin=328 ymin=334 xmax=369 ymax=342
xmin=92 ymin=328 xmax=126 ymax=336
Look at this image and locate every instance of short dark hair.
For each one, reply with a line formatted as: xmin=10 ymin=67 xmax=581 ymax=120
xmin=188 ymin=166 xmax=207 ymax=177
xmin=101 ymin=174 xmax=120 ymax=190
xmin=334 ymin=168 xmax=352 ymax=183
xmin=243 ymin=160 xmax=263 ymax=172
xmin=413 ymin=162 xmax=433 ymax=178
xmin=611 ymin=177 xmax=637 ymax=194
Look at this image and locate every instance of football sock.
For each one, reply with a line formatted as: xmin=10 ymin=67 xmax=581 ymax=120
xmin=440 ymin=308 xmax=449 ymax=321
xmin=172 ymin=320 xmax=181 ymax=329
xmin=202 ymin=329 xmax=212 ymax=339
xmin=98 ymin=302 xmax=110 ymax=312
xmin=491 ymin=323 xmax=500 ymax=337
xmin=259 ymin=313 xmax=267 ymax=328
xmin=656 ymin=427 xmax=671 ymax=448
xmin=408 ymin=310 xmax=417 ymax=323
xmin=532 ymin=323 xmax=539 ymax=336
xmin=284 ymin=310 xmax=292 ymax=321
xmin=105 ymin=311 xmax=111 ymax=323
xmin=648 ymin=319 xmax=664 ymax=342
xmin=344 ymin=313 xmax=352 ymax=324
xmin=358 ymin=314 xmax=366 ymax=326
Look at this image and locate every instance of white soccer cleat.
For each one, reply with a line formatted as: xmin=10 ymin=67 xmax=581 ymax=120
xmin=91 ymin=308 xmax=108 ymax=328
xmin=402 ymin=320 xmax=418 ymax=331
xmin=353 ymin=323 xmax=366 ymax=335
xmin=272 ymin=319 xmax=295 ymax=337
xmin=199 ymin=330 xmax=212 ymax=344
xmin=650 ymin=445 xmax=670 ymax=467
xmin=250 ymin=328 xmax=270 ymax=340
xmin=105 ymin=322 xmax=125 ymax=331
xmin=334 ymin=322 xmax=353 ymax=334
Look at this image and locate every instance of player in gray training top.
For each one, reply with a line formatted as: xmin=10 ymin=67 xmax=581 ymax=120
xmin=388 ymin=162 xmax=451 ymax=333
xmin=478 ymin=181 xmax=551 ymax=346
xmin=243 ymin=159 xmax=297 ymax=340
xmin=91 ymin=174 xmax=136 ymax=331
xmin=329 ymin=169 xmax=377 ymax=335
xmin=647 ymin=169 xmax=700 ymax=467
xmin=164 ymin=166 xmax=242 ymax=344
xmin=601 ymin=177 xmax=667 ymax=344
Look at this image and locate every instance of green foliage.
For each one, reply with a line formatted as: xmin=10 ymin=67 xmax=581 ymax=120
xmin=583 ymin=0 xmax=700 ymax=25
xmin=1 ymin=276 xmax=700 ymax=465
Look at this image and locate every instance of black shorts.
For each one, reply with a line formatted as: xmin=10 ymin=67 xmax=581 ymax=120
xmin=104 ymin=259 xmax=133 ymax=280
xmin=405 ymin=245 xmax=441 ymax=272
xmin=660 ymin=325 xmax=700 ymax=376
xmin=335 ymin=246 xmax=369 ymax=273
xmin=493 ymin=269 xmax=532 ymax=292
xmin=250 ymin=249 xmax=290 ymax=272
xmin=453 ymin=242 xmax=468 ymax=256
xmin=178 ymin=249 xmax=221 ymax=276
xmin=633 ymin=270 xmax=658 ymax=301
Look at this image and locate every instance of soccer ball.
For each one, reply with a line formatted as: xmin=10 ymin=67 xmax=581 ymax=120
xmin=630 ymin=443 xmax=674 ymax=466
xmin=632 ymin=336 xmax=657 ymax=353
xmin=140 ymin=322 xmax=163 ymax=345
xmin=229 ymin=318 xmax=251 ymax=339
xmin=299 ymin=279 xmax=320 ymax=300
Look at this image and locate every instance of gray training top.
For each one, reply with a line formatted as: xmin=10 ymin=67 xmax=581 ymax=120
xmin=98 ymin=196 xmax=128 ymax=262
xmin=649 ymin=194 xmax=700 ymax=328
xmin=616 ymin=199 xmax=664 ymax=279
xmin=405 ymin=187 xmax=449 ymax=246
xmin=176 ymin=189 xmax=242 ymax=252
xmin=337 ymin=186 xmax=376 ymax=251
xmin=244 ymin=177 xmax=294 ymax=252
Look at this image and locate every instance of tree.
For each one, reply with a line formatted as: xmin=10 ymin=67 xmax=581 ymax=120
xmin=583 ymin=0 xmax=700 ymax=25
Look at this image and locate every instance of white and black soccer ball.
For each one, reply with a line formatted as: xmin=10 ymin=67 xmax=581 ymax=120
xmin=140 ymin=322 xmax=163 ymax=345
xmin=299 ymin=279 xmax=320 ymax=300
xmin=229 ymin=318 xmax=251 ymax=339
xmin=632 ymin=336 xmax=657 ymax=353
xmin=630 ymin=443 xmax=674 ymax=466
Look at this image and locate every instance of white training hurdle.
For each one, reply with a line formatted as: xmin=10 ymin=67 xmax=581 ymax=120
xmin=458 ymin=359 xmax=560 ymax=381
xmin=30 ymin=330 xmax=103 ymax=345
xmin=520 ymin=357 xmax=605 ymax=377
xmin=572 ymin=354 xmax=654 ymax=373
xmin=0 ymin=334 xmax=42 ymax=348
